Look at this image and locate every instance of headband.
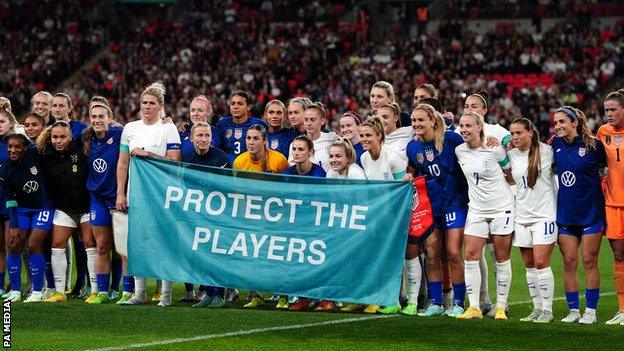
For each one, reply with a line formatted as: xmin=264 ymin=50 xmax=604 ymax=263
xmin=341 ymin=111 xmax=361 ymax=124
xmin=557 ymin=107 xmax=577 ymax=121
xmin=469 ymin=93 xmax=488 ymax=109
xmin=292 ymin=98 xmax=310 ymax=109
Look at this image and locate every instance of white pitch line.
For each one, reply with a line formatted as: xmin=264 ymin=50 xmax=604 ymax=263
xmin=85 ymin=315 xmax=398 ymax=351
xmin=87 ymin=291 xmax=617 ymax=351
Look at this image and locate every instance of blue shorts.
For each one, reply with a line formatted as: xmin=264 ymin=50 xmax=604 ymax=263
xmin=558 ymin=221 xmax=605 ymax=237
xmin=90 ymin=193 xmax=114 ymax=226
xmin=14 ymin=208 xmax=54 ymax=231
xmin=434 ymin=208 xmax=468 ymax=231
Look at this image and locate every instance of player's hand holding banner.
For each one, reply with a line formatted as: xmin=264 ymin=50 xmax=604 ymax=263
xmin=127 ymin=157 xmax=413 ymax=306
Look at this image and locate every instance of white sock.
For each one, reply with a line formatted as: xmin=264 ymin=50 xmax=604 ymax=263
xmin=479 ymin=249 xmax=490 ymax=304
xmin=465 ymin=260 xmax=481 ymax=308
xmin=51 ymin=248 xmax=67 ymax=293
xmin=134 ymin=277 xmax=146 ymax=295
xmin=525 ymin=267 xmax=541 ymax=310
xmin=495 ymin=260 xmax=512 ymax=309
xmin=537 ymin=267 xmax=554 ymax=313
xmin=161 ymin=280 xmax=172 ymax=298
xmin=406 ymin=258 xmax=422 ymax=304
xmin=85 ymin=247 xmax=98 ymax=294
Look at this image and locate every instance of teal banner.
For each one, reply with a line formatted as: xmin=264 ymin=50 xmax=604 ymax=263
xmin=127 ymin=157 xmax=412 ymax=305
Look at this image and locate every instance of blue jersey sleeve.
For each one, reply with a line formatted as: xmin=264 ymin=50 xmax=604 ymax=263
xmin=211 ymin=119 xmax=225 ymax=150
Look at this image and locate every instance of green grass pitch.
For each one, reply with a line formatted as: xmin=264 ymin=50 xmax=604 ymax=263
xmin=7 ymin=239 xmax=622 ymax=350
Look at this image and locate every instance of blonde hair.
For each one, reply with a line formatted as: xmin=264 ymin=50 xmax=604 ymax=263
xmin=141 ymin=82 xmax=166 ymax=105
xmin=190 ymin=121 xmax=211 ymax=138
xmin=371 ymin=81 xmax=396 ymax=102
xmin=329 ymin=138 xmax=357 ymax=167
xmin=264 ymin=99 xmax=286 ymax=127
xmin=30 ymin=91 xmax=53 ymax=105
xmin=0 ymin=97 xmax=11 ymax=112
xmin=361 ymin=115 xmax=386 ymax=143
xmin=0 ymin=108 xmax=17 ymax=135
xmin=413 ymin=103 xmax=446 ymax=154
xmin=460 ymin=111 xmax=486 ymax=143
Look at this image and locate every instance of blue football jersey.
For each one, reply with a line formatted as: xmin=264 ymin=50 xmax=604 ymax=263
xmin=406 ymin=131 xmax=468 ymax=215
xmin=211 ymin=116 xmax=268 ymax=163
xmin=86 ymin=127 xmax=122 ymax=199
xmin=552 ymin=136 xmax=606 ymax=225
xmin=268 ymin=128 xmax=297 ymax=158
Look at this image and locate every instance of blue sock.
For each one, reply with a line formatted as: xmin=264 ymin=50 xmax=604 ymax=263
xmin=29 ymin=253 xmax=45 ymax=292
xmin=7 ymin=253 xmax=21 ymax=291
xmin=73 ymin=240 xmax=87 ymax=289
xmin=44 ymin=248 xmax=54 ymax=289
xmin=566 ymin=291 xmax=579 ymax=310
xmin=428 ymin=281 xmax=443 ymax=305
xmin=586 ymin=288 xmax=600 ymax=309
xmin=122 ymin=275 xmax=134 ymax=293
xmin=184 ymin=283 xmax=194 ymax=292
xmin=110 ymin=257 xmax=121 ymax=291
xmin=453 ymin=282 xmax=466 ymax=307
xmin=0 ymin=271 xmax=5 ymax=290
xmin=96 ymin=273 xmax=110 ymax=294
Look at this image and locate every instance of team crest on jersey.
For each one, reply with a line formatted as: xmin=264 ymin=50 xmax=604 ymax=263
xmin=234 ymin=128 xmax=243 ymax=139
xmin=225 ymin=129 xmax=233 ymax=139
xmin=425 ymin=149 xmax=434 ymax=162
xmin=270 ymin=139 xmax=279 ymax=149
xmin=615 ymin=135 xmax=622 ymax=145
xmin=71 ymin=154 xmax=78 ymax=163
xmin=107 ymin=137 xmax=113 ymax=145
xmin=482 ymin=159 xmax=492 ymax=171
xmin=30 ymin=166 xmax=38 ymax=175
xmin=416 ymin=153 xmax=424 ymax=164
xmin=90 ymin=211 xmax=96 ymax=221
xmin=578 ymin=147 xmax=586 ymax=157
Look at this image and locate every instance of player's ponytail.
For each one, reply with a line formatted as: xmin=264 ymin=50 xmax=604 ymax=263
xmin=511 ymin=118 xmax=541 ymax=188
xmin=362 ymin=115 xmax=386 ymax=143
xmin=605 ymin=88 xmax=624 ymax=108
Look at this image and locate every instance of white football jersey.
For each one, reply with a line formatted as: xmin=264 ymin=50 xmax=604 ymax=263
xmin=455 ymin=123 xmax=510 ymax=144
xmin=384 ymin=126 xmax=414 ymax=158
xmin=326 ymin=163 xmax=367 ymax=180
xmin=508 ymin=143 xmax=557 ymax=223
xmin=455 ymin=144 xmax=513 ymax=216
xmin=361 ymin=146 xmax=407 ymax=181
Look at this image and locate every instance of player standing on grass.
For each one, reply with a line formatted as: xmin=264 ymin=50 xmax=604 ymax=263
xmin=212 ymin=91 xmax=267 ymax=164
xmin=1 ymin=134 xmax=53 ymax=302
xmin=37 ymin=122 xmax=96 ymax=303
xmin=551 ymin=106 xmax=605 ymax=324
xmin=459 ymin=91 xmax=511 ymax=316
xmin=81 ymin=104 xmax=124 ymax=304
xmin=402 ymin=103 xmax=468 ymax=318
xmin=596 ymin=89 xmax=624 ymax=326
xmin=181 ymin=122 xmax=230 ymax=309
xmin=508 ymin=118 xmax=557 ymax=323
xmin=454 ymin=111 xmax=515 ymax=321
xmin=357 ymin=116 xmax=407 ymax=314
xmin=0 ymin=109 xmax=19 ymax=297
xmin=115 ymin=82 xmax=181 ymax=307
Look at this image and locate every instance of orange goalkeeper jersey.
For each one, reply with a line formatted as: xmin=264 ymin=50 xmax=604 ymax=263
xmin=597 ymin=124 xmax=624 ymax=206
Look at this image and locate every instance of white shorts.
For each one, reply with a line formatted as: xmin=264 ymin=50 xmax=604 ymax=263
xmin=464 ymin=212 xmax=514 ymax=238
xmin=52 ymin=210 xmax=89 ymax=228
xmin=112 ymin=210 xmax=128 ymax=257
xmin=513 ymin=221 xmax=558 ymax=248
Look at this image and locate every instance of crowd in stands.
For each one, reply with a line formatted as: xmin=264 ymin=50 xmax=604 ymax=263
xmin=0 ymin=0 xmax=105 ymax=115
xmin=1 ymin=1 xmax=622 ymax=141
